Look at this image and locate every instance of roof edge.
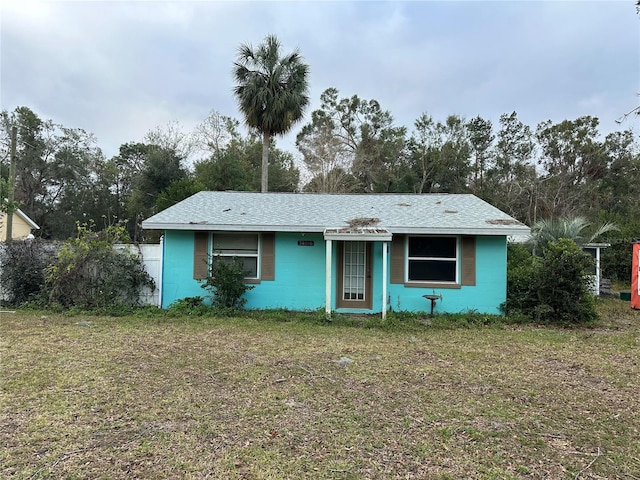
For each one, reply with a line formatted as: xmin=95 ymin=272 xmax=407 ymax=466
xmin=141 ymin=222 xmax=530 ymax=237
xmin=14 ymin=209 xmax=40 ymax=230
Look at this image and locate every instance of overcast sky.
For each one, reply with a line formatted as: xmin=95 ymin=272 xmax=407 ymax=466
xmin=1 ymin=0 xmax=638 ymax=161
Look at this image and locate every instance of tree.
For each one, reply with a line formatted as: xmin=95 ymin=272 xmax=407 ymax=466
xmin=144 ymin=120 xmax=194 ymax=160
xmin=353 ymin=119 xmax=408 ymax=193
xmin=195 ymin=149 xmax=252 ymax=192
xmin=536 ymin=116 xmax=606 ymax=218
xmin=233 ymin=34 xmax=310 ymax=192
xmin=406 ymin=113 xmax=441 ymax=193
xmin=92 ymin=154 xmax=134 ymax=226
xmin=527 ymin=216 xmax=618 ymax=256
xmin=466 ymin=115 xmax=494 ymax=194
xmin=484 ymin=112 xmax=537 ymax=223
xmin=303 ymin=167 xmax=358 ymax=193
xmin=193 ymin=110 xmax=242 ymax=157
xmin=599 ymin=130 xmax=640 ymax=216
xmin=127 ymin=144 xmax=186 ymax=241
xmin=0 ymin=177 xmax=18 ymax=216
xmin=406 ymin=114 xmax=471 ymax=194
xmin=242 ymin=134 xmax=300 ymax=192
xmin=434 ymin=115 xmax=472 ymax=193
xmin=297 ymin=88 xmax=407 ymax=193
xmin=194 ymin=130 xmax=300 ymax=193
xmin=155 ymin=177 xmax=204 ymax=213
xmin=296 ymin=113 xmax=355 ymax=192
xmin=0 ymin=107 xmax=104 ymax=239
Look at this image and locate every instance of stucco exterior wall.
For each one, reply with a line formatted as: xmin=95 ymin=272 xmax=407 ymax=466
xmin=161 ymin=230 xmax=203 ymax=306
xmin=386 ymin=236 xmax=506 ymax=315
xmin=161 ymin=230 xmax=508 ymax=314
xmin=245 ymin=232 xmax=326 ymax=310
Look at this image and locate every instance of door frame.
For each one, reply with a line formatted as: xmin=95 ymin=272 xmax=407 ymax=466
xmin=336 ymin=241 xmax=373 ymax=310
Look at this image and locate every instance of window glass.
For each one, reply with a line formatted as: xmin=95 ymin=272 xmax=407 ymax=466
xmin=214 ymin=234 xmax=258 ymax=254
xmin=213 ymin=233 xmax=259 ymax=279
xmin=409 ymin=236 xmax=455 ymax=258
xmin=218 ymin=256 xmax=258 ymax=278
xmin=409 ymin=260 xmax=456 ymax=282
xmin=343 ymin=241 xmax=366 ymax=300
xmin=407 ymin=236 xmax=457 ymax=283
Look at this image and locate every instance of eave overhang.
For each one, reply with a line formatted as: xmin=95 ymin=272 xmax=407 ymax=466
xmin=583 ymin=243 xmax=611 ymax=248
xmin=141 ymin=221 xmax=530 ymax=238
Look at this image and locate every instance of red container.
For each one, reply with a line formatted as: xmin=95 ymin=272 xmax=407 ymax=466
xmin=632 ymin=242 xmax=640 ymax=310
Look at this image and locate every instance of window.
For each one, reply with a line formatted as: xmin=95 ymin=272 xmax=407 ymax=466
xmin=212 ymin=233 xmax=259 ymax=279
xmin=343 ymin=241 xmax=366 ymax=300
xmin=193 ymin=232 xmax=274 ymax=282
xmin=407 ymin=236 xmax=458 ymax=283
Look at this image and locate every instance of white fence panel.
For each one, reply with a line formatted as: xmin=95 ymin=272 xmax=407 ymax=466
xmin=114 ymin=243 xmax=162 ymax=307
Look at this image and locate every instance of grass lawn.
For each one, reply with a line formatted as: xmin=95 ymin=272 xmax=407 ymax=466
xmin=1 ymin=300 xmax=639 ymax=479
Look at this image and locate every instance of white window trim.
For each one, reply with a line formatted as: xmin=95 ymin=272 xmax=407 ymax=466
xmin=210 ymin=232 xmax=261 ymax=280
xmin=405 ymin=235 xmax=460 ymax=284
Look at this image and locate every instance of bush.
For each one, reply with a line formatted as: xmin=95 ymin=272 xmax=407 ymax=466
xmin=0 ymin=239 xmax=58 ymax=306
xmin=504 ymin=239 xmax=598 ymax=324
xmin=535 ymin=238 xmax=598 ymax=324
xmin=45 ymin=223 xmax=154 ymax=309
xmin=166 ymin=297 xmax=214 ymax=316
xmin=503 ymin=242 xmax=539 ymax=315
xmin=200 ymin=256 xmax=254 ymax=309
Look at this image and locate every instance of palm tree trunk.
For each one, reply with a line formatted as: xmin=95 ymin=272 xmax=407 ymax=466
xmin=261 ymin=131 xmax=270 ymax=193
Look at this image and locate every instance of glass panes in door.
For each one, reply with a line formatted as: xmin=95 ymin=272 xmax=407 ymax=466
xmin=343 ymin=241 xmax=366 ymax=300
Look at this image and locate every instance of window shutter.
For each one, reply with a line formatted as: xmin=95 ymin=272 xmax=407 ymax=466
xmin=390 ymin=234 xmax=405 ymax=284
xmin=193 ymin=232 xmax=209 ymax=280
xmin=461 ymin=236 xmax=476 ymax=286
xmin=261 ymin=232 xmax=275 ymax=281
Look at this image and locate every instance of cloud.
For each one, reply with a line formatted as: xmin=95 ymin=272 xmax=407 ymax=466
xmin=1 ymin=0 xmax=637 ymax=160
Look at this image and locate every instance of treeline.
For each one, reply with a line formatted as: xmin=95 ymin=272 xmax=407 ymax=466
xmin=0 ymin=107 xmax=299 ymax=241
xmin=1 ymin=89 xmax=639 ymax=271
xmin=296 ymin=89 xmax=639 ymax=226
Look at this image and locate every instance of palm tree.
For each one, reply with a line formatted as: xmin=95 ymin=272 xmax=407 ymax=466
xmin=527 ymin=216 xmax=619 ymax=255
xmin=233 ymin=35 xmax=310 ymax=192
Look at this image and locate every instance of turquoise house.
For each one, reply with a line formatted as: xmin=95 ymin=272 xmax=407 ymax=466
xmin=141 ymin=191 xmax=530 ymax=316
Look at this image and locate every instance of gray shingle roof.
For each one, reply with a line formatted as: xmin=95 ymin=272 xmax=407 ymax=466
xmin=141 ymin=191 xmax=530 ymax=236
